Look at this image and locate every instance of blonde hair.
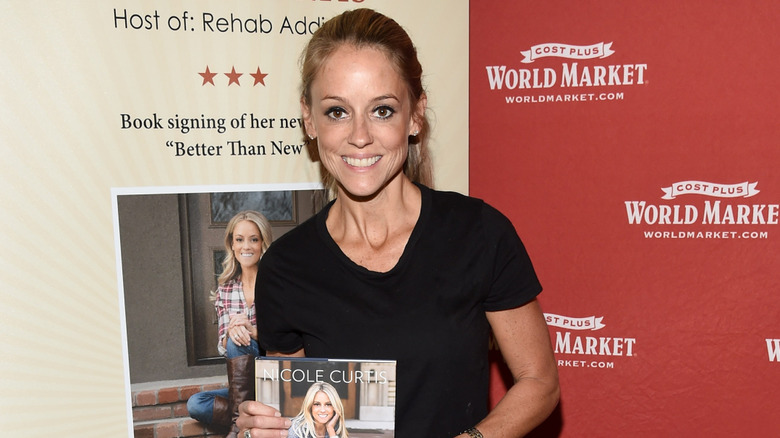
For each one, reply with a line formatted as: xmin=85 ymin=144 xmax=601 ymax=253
xmin=217 ymin=210 xmax=273 ymax=285
xmin=300 ymin=8 xmax=432 ymax=195
xmin=289 ymin=382 xmax=348 ymax=438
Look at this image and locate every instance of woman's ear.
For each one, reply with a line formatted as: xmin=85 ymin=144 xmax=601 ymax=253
xmin=301 ymin=98 xmax=316 ymax=139
xmin=411 ymin=93 xmax=428 ymax=135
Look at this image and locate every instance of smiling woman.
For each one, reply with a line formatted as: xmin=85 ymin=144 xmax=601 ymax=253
xmin=238 ymin=8 xmax=559 ymax=438
xmin=288 ymin=382 xmax=348 ymax=438
xmin=187 ymin=210 xmax=273 ymax=436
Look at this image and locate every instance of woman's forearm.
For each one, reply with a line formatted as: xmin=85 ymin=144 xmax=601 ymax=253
xmin=467 ymin=375 xmax=559 ymax=437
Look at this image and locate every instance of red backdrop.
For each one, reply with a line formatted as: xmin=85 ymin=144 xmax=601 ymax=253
xmin=470 ymin=2 xmax=780 ymax=436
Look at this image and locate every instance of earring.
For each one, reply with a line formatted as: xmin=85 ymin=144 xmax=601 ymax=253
xmin=307 ymin=134 xmax=315 ymax=140
xmin=411 ymin=130 xmax=419 ymax=136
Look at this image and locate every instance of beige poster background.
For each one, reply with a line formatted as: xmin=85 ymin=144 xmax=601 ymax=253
xmin=0 ymin=1 xmax=467 ymax=435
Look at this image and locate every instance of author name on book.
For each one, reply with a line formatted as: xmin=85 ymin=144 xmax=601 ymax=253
xmin=263 ymin=368 xmax=389 ymax=384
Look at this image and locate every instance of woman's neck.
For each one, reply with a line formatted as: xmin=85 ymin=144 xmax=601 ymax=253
xmin=327 ymin=177 xmax=421 ymax=272
xmin=239 ymin=265 xmax=258 ymax=284
xmin=331 ymin=177 xmax=420 ymax=233
xmin=239 ymin=266 xmax=258 ymax=305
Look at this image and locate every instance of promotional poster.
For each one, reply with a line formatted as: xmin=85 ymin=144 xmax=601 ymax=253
xmin=0 ymin=1 xmax=466 ymax=436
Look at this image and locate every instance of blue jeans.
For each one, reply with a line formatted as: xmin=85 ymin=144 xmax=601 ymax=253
xmin=186 ymin=387 xmax=229 ymax=424
xmin=225 ymin=337 xmax=261 ymax=358
xmin=186 ymin=338 xmax=260 ymax=424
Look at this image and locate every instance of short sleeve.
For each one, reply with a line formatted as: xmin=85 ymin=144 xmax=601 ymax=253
xmin=480 ymin=203 xmax=543 ymax=311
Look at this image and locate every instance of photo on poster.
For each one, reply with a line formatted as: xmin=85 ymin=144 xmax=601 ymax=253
xmin=256 ymin=357 xmax=396 ymax=437
xmin=112 ymin=183 xmax=325 ymax=389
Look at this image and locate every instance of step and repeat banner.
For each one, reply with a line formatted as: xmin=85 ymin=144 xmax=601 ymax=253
xmin=471 ymin=1 xmax=779 ymax=436
xmin=0 ymin=1 xmax=467 ymax=436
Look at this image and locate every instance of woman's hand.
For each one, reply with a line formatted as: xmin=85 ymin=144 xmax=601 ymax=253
xmin=236 ymin=400 xmax=291 ymax=438
xmin=326 ymin=410 xmax=340 ymax=436
xmin=228 ymin=313 xmax=253 ymax=346
xmin=229 ymin=312 xmax=251 ymax=329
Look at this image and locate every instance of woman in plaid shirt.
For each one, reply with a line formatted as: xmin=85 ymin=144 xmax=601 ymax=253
xmin=188 ymin=210 xmax=273 ymax=438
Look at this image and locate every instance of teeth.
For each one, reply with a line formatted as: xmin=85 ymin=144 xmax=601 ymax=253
xmin=343 ymin=156 xmax=380 ymax=167
xmin=241 ymin=253 xmax=254 ymax=257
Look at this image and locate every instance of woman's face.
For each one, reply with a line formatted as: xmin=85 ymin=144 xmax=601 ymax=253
xmin=231 ymin=220 xmax=263 ymax=269
xmin=302 ymin=45 xmax=424 ymax=199
xmin=310 ymin=391 xmax=335 ymax=424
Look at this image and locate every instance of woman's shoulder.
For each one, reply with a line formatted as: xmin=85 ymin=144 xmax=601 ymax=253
xmin=421 ymin=185 xmax=518 ymax=240
xmin=286 ymin=417 xmax=306 ymax=438
xmin=215 ymin=278 xmax=242 ymax=296
xmin=423 ymin=184 xmax=501 ymax=218
xmin=218 ymin=278 xmax=241 ymax=289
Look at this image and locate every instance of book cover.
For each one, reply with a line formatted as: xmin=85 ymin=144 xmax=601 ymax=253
xmin=256 ymin=357 xmax=396 ymax=437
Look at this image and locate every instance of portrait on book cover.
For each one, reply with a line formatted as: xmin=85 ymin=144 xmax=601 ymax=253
xmin=256 ymin=358 xmax=396 ymax=436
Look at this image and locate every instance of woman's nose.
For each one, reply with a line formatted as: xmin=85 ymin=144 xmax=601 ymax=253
xmin=348 ymin=115 xmax=372 ymax=148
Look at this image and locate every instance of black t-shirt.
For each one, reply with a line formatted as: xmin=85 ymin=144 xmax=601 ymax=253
xmin=257 ymin=184 xmax=542 ymax=437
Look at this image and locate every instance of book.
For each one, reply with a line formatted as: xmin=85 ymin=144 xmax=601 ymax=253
xmin=255 ymin=357 xmax=396 ymax=437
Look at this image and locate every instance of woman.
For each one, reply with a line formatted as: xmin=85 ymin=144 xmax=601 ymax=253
xmin=238 ymin=9 xmax=559 ymax=438
xmin=186 ymin=210 xmax=273 ymax=437
xmin=288 ymin=383 xmax=348 ymax=438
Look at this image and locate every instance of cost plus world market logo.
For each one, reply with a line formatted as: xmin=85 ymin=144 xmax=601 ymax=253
xmin=485 ymin=41 xmax=648 ymax=104
xmin=625 ymin=180 xmax=778 ymax=240
xmin=545 ymin=313 xmax=637 ymax=369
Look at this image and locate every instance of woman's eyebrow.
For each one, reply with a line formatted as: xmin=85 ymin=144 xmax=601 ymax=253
xmin=319 ymin=94 xmax=400 ymax=103
xmin=372 ymin=94 xmax=400 ymax=102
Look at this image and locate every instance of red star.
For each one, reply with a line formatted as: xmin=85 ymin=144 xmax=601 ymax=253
xmin=199 ymin=66 xmax=217 ymax=86
xmin=225 ymin=67 xmax=242 ymax=86
xmin=250 ymin=67 xmax=268 ymax=86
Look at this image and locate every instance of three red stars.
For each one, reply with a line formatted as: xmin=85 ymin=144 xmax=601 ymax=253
xmin=199 ymin=66 xmax=268 ymax=87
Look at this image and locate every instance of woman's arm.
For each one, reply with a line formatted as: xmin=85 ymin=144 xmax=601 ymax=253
xmin=457 ymin=299 xmax=559 ymax=438
xmin=213 ymin=285 xmax=231 ymax=353
xmin=326 ymin=409 xmax=340 ymax=437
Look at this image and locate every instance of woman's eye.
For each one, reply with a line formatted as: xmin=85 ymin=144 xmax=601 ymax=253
xmin=326 ymin=107 xmax=347 ymax=120
xmin=373 ymin=106 xmax=395 ymax=119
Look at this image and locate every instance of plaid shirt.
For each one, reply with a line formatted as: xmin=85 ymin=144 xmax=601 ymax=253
xmin=213 ymin=279 xmax=256 ymax=356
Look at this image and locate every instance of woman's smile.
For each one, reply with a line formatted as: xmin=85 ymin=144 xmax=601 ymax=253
xmin=343 ymin=155 xmax=381 ymax=168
